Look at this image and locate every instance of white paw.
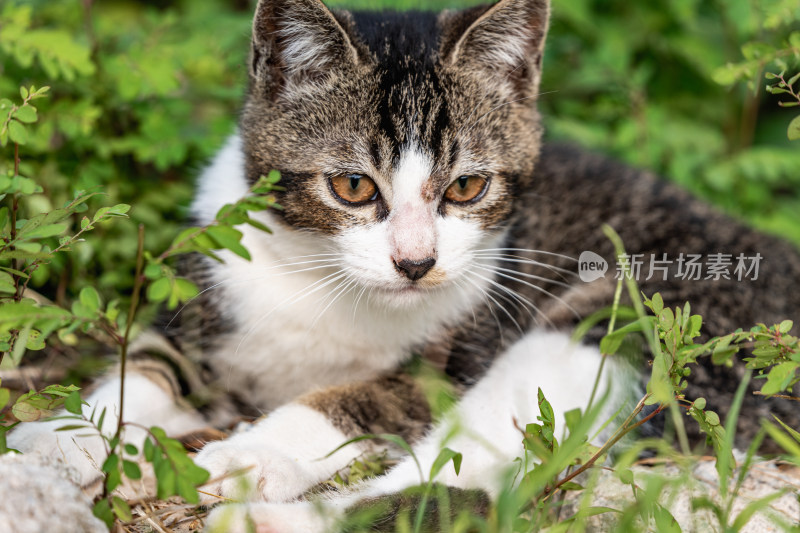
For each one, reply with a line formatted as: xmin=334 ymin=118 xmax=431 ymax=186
xmin=204 ymin=501 xmax=334 ymax=533
xmin=195 ymin=404 xmax=364 ymax=504
xmin=195 ymin=439 xmax=316 ymax=503
xmin=6 ymin=418 xmax=106 ymax=488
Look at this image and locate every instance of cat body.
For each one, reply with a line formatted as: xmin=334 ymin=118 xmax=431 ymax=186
xmin=7 ymin=0 xmax=800 ymax=530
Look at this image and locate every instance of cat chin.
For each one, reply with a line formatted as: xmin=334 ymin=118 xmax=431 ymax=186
xmin=369 ymin=282 xmax=447 ymax=309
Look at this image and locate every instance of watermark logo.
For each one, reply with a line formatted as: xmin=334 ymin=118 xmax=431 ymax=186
xmin=578 ymin=251 xmax=608 ymax=282
xmin=578 ymin=251 xmax=763 ymax=283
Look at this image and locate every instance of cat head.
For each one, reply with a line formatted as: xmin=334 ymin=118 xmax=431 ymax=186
xmin=240 ymin=0 xmax=549 ymax=306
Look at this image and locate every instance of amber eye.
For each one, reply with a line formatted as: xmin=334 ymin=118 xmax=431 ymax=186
xmin=329 ymin=174 xmax=379 ymax=205
xmin=444 ymin=176 xmax=489 ymax=204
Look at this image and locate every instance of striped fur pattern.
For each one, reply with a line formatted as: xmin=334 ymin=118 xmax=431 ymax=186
xmin=7 ymin=0 xmax=800 ymax=530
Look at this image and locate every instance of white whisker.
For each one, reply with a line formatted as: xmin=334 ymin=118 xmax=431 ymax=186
xmin=473 ymin=265 xmax=581 ymax=321
xmin=472 ymin=253 xmax=577 ymax=278
xmin=475 ymin=247 xmax=578 ymax=263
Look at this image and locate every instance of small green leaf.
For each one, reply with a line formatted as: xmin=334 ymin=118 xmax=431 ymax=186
xmin=144 ymin=263 xmax=162 ymax=279
xmin=93 ymin=499 xmax=114 ymax=529
xmin=693 ymin=397 xmax=706 ymax=410
xmin=64 ymin=391 xmax=83 ymax=415
xmin=20 ymin=223 xmax=68 ymax=240
xmin=0 ymin=388 xmax=9 ymax=410
xmin=206 ymin=225 xmax=250 ymax=260
xmin=79 ymin=286 xmax=102 ymax=313
xmin=123 ymin=460 xmax=142 ymax=480
xmin=147 ymin=277 xmax=171 ymax=303
xmin=789 ymin=115 xmax=800 ymax=141
xmin=111 ymin=496 xmax=132 ymax=523
xmin=429 ymin=447 xmax=463 ymax=480
xmin=8 ymin=121 xmax=27 ymax=145
xmin=14 ymin=105 xmax=37 ymax=124
xmin=102 ymin=453 xmax=119 ymax=474
xmin=124 ymin=444 xmax=138 ymax=456
xmin=143 ymin=437 xmax=155 ymax=462
xmin=177 ymin=475 xmax=199 ymax=504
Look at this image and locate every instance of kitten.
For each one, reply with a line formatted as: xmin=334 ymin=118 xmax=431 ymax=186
xmin=8 ymin=0 xmax=800 ymax=530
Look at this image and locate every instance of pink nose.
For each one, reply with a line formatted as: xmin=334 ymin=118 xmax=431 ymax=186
xmin=393 ymin=257 xmax=436 ymax=281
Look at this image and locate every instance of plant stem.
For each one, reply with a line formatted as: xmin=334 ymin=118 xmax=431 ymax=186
xmin=1 ymin=144 xmax=22 ymax=367
xmin=587 ymin=273 xmax=625 ymax=410
xmin=545 ymin=397 xmax=663 ymax=498
xmin=115 ymin=224 xmax=145 ymax=440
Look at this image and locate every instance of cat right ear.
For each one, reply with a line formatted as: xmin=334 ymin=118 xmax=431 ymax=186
xmin=249 ymin=0 xmax=360 ymax=98
xmin=442 ymin=0 xmax=550 ymax=97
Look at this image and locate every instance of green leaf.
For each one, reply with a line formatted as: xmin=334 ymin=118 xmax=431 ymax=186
xmin=14 ymin=105 xmax=37 ymax=124
xmin=123 ymin=460 xmax=142 ymax=480
xmin=429 ymin=447 xmax=463 ymax=480
xmin=0 ymin=271 xmax=16 ymax=294
xmin=8 ymin=121 xmax=28 ymax=145
xmin=147 ymin=277 xmax=171 ymax=303
xmin=92 ymin=499 xmax=114 ymax=529
xmin=174 ymin=277 xmax=198 ymax=301
xmin=789 ymin=115 xmax=800 ymax=141
xmin=155 ymin=459 xmax=177 ymax=500
xmin=111 ymin=496 xmax=132 ymax=523
xmin=779 ymin=320 xmax=793 ymax=334
xmin=760 ymin=362 xmax=797 ymax=395
xmin=144 ymin=263 xmax=162 ymax=280
xmin=693 ymin=397 xmax=706 ymax=410
xmin=12 ymin=397 xmax=58 ymax=422
xmin=124 ymin=444 xmax=138 ymax=456
xmin=102 ymin=453 xmax=119 ymax=474
xmin=54 ymin=424 xmax=89 ymax=432
xmin=772 ymin=416 xmax=800 ymax=444
xmin=653 ymin=503 xmax=682 ymax=533
xmin=177 ymin=475 xmax=199 ymax=504
xmin=0 ymin=388 xmax=9 ymax=411
xmin=19 ymin=223 xmax=68 ymax=240
xmin=106 ymin=465 xmax=122 ymax=492
xmin=79 ymin=286 xmax=102 ymax=313
xmin=143 ymin=437 xmax=155 ymax=462
xmin=64 ymin=391 xmax=83 ymax=415
xmin=206 ymin=225 xmax=250 ymax=260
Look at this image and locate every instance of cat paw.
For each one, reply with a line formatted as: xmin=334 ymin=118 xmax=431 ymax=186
xmin=5 ymin=419 xmax=106 ymax=488
xmin=204 ymin=502 xmax=334 ymax=533
xmin=195 ymin=440 xmax=316 ymax=503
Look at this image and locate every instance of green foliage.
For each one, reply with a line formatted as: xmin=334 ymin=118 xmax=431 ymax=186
xmin=1 ymin=0 xmax=799 ymax=531
xmin=0 ymin=77 xmax=277 ymax=528
xmin=543 ymin=0 xmax=800 ymax=245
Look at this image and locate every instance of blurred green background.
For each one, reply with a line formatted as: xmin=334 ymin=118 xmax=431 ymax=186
xmin=1 ymin=0 xmax=799 ymax=313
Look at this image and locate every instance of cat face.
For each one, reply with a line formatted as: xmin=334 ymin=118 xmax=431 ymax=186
xmin=240 ymin=0 xmax=549 ymax=306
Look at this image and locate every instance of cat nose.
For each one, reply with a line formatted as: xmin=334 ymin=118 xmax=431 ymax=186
xmin=393 ymin=257 xmax=436 ymax=281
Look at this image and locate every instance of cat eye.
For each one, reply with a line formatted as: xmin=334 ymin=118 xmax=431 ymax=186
xmin=444 ymin=176 xmax=489 ymax=204
xmin=329 ymin=174 xmax=379 ymax=205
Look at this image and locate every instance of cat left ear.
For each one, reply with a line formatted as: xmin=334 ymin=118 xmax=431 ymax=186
xmin=442 ymin=0 xmax=550 ymax=96
xmin=250 ymin=0 xmax=360 ymax=97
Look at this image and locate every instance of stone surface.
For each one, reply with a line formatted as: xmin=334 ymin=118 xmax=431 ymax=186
xmin=0 ymin=451 xmax=107 ymax=533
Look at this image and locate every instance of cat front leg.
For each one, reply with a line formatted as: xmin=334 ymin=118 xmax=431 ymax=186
xmin=201 ymin=330 xmax=632 ymax=531
xmin=6 ymin=359 xmax=206 ymax=491
xmin=195 ymin=373 xmax=431 ymax=503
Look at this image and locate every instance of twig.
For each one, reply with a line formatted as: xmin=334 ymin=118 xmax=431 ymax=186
xmin=116 ymin=224 xmax=146 ymax=438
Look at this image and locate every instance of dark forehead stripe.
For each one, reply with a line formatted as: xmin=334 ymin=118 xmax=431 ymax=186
xmin=347 ymin=10 xmax=452 ymax=166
